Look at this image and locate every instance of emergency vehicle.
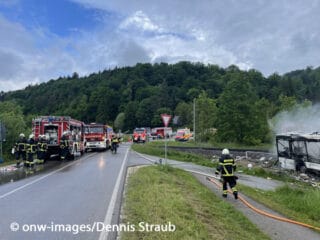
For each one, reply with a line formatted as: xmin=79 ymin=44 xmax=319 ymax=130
xmin=175 ymin=128 xmax=192 ymax=142
xmin=151 ymin=127 xmax=173 ymax=139
xmin=276 ymin=132 xmax=320 ymax=173
xmin=32 ymin=116 xmax=85 ymax=159
xmin=132 ymin=128 xmax=147 ymax=143
xmin=84 ymin=123 xmax=113 ymax=151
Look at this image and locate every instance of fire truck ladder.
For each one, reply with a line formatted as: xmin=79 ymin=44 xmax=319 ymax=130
xmin=33 ymin=119 xmax=41 ymax=138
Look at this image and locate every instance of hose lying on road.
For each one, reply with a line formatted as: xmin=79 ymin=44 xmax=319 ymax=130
xmin=206 ymin=177 xmax=320 ymax=232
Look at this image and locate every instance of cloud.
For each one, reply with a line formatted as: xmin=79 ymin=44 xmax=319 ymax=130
xmin=0 ymin=50 xmax=23 ymax=79
xmin=72 ymin=0 xmax=320 ymax=75
xmin=0 ymin=14 xmax=77 ymax=91
xmin=119 ymin=10 xmax=163 ymax=33
xmin=1 ymin=0 xmax=320 ymax=92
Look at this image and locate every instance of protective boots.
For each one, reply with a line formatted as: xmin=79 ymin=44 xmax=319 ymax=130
xmin=233 ymin=191 xmax=238 ymax=199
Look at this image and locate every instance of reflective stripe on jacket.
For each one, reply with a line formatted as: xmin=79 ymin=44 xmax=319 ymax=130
xmin=218 ymin=156 xmax=236 ymax=177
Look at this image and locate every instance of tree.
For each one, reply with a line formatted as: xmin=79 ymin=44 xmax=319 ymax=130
xmin=135 ymin=97 xmax=158 ymax=127
xmin=0 ymin=101 xmax=27 ymax=161
xmin=151 ymin=107 xmax=172 ymax=126
xmin=114 ymin=112 xmax=125 ymax=132
xmin=278 ymin=95 xmax=298 ymax=112
xmin=124 ymin=101 xmax=139 ymax=132
xmin=174 ymin=102 xmax=192 ymax=127
xmin=194 ymin=92 xmax=218 ymax=142
xmin=215 ymin=73 xmax=265 ymax=145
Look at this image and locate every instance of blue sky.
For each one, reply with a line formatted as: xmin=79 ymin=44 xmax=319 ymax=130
xmin=0 ymin=0 xmax=320 ymax=91
xmin=0 ymin=0 xmax=104 ymax=36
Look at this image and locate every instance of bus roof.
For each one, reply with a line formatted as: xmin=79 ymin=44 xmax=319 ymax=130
xmin=276 ymin=132 xmax=320 ymax=142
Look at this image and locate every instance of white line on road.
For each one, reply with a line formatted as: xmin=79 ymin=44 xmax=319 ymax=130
xmin=99 ymin=147 xmax=130 ymax=240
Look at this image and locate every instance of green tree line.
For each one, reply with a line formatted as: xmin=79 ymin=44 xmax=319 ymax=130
xmin=1 ymin=62 xmax=319 ymax=160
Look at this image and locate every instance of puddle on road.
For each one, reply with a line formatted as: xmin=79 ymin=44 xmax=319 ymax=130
xmin=0 ymin=161 xmax=71 ymax=185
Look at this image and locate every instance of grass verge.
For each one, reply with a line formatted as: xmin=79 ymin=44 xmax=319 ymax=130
xmin=238 ymin=183 xmax=320 ymax=229
xmin=131 ymin=143 xmax=215 ymax=167
xmin=132 ymin=142 xmax=320 ymax=230
xmin=121 ymin=165 xmax=271 ymax=240
xmin=144 ymin=140 xmax=272 ymax=151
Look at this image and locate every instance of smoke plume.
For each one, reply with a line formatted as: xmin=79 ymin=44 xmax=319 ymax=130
xmin=270 ymin=104 xmax=320 ymax=134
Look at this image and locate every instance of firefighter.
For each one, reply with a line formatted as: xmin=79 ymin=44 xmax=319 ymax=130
xmin=215 ymin=149 xmax=238 ymax=199
xmin=36 ymin=135 xmax=48 ymax=164
xmin=14 ymin=133 xmax=27 ymax=167
xmin=60 ymin=131 xmax=70 ymax=160
xmin=25 ymin=134 xmax=36 ymax=168
xmin=111 ymin=134 xmax=119 ymax=153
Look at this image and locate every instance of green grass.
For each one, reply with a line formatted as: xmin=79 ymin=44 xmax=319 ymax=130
xmin=237 ymin=166 xmax=294 ymax=182
xmin=131 ymin=143 xmax=215 ymax=167
xmin=121 ymin=165 xmax=271 ymax=240
xmin=132 ymin=142 xmax=320 ymax=232
xmin=239 ymin=183 xmax=320 ymax=229
xmin=145 ymin=140 xmax=272 ymax=151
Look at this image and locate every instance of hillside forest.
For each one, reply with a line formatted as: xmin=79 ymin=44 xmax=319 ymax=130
xmin=1 ymin=62 xmax=320 ymax=160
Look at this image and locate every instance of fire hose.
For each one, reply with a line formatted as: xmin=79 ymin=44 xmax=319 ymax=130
xmin=206 ymin=176 xmax=320 ymax=232
xmin=134 ymin=151 xmax=320 ymax=232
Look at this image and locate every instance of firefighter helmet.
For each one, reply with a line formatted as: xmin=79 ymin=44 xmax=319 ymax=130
xmin=19 ymin=133 xmax=25 ymax=138
xmin=222 ymin=148 xmax=230 ymax=155
xmin=62 ymin=131 xmax=70 ymax=136
xmin=29 ymin=134 xmax=34 ymax=139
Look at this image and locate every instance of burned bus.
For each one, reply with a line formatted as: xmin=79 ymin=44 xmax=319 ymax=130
xmin=276 ymin=132 xmax=320 ymax=173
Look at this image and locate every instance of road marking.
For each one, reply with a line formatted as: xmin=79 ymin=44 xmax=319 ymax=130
xmin=134 ymin=151 xmax=156 ymax=163
xmin=99 ymin=147 xmax=130 ymax=240
xmin=0 ymin=154 xmax=95 ymax=200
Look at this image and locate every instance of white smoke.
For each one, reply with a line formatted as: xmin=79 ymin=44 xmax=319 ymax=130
xmin=270 ymin=104 xmax=320 ymax=134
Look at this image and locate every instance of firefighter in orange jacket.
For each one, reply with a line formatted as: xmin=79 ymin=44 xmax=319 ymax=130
xmin=215 ymin=149 xmax=238 ymax=199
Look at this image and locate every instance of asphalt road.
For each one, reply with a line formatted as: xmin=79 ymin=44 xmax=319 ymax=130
xmin=0 ymin=143 xmax=142 ymax=240
xmin=1 ymin=144 xmax=319 ymax=240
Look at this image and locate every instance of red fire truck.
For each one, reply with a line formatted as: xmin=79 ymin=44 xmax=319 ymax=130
xmin=32 ymin=116 xmax=85 ymax=159
xmin=132 ymin=127 xmax=147 ymax=143
xmin=84 ymin=123 xmax=113 ymax=151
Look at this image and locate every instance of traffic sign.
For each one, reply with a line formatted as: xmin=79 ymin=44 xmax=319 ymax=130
xmin=161 ymin=114 xmax=171 ymax=127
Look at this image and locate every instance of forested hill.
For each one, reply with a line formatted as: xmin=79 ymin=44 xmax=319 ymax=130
xmin=2 ymin=62 xmax=320 ymax=134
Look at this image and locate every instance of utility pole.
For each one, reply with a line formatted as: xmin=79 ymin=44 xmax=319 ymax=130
xmin=193 ymin=98 xmax=196 ymax=142
xmin=0 ymin=120 xmax=4 ymax=163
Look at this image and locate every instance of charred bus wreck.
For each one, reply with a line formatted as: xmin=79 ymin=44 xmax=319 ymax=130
xmin=276 ymin=132 xmax=320 ymax=173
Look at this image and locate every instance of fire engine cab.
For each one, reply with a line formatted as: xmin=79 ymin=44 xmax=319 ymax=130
xmin=32 ymin=116 xmax=85 ymax=159
xmin=84 ymin=123 xmax=113 ymax=151
xmin=175 ymin=128 xmax=192 ymax=142
xmin=132 ymin=128 xmax=147 ymax=143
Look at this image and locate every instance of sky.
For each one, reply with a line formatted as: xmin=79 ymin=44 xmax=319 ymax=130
xmin=0 ymin=0 xmax=319 ymax=92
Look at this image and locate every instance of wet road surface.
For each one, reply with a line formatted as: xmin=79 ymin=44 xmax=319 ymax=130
xmin=0 ymin=144 xmax=139 ymax=240
xmin=1 ymin=146 xmax=319 ymax=240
